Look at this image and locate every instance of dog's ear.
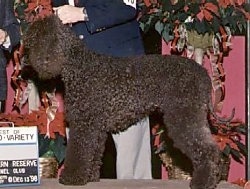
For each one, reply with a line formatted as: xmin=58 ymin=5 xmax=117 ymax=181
xmin=20 ymin=64 xmax=38 ymax=81
xmin=20 ymin=63 xmax=63 ymax=93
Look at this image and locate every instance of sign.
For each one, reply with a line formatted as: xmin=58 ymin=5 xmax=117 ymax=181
xmin=123 ymin=0 xmax=136 ymax=9
xmin=0 ymin=125 xmax=40 ymax=187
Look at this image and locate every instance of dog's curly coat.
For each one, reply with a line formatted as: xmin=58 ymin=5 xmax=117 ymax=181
xmin=24 ymin=15 xmax=221 ymax=189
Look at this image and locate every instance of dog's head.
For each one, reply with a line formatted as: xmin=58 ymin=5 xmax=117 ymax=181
xmin=23 ymin=14 xmax=79 ymax=80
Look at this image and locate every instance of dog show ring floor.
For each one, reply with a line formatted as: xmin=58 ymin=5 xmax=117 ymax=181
xmin=5 ymin=179 xmax=242 ymax=189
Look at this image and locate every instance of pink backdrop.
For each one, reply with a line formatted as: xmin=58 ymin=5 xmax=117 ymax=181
xmin=5 ymin=37 xmax=246 ymax=181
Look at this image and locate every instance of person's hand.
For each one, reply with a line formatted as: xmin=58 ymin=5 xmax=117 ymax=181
xmin=0 ymin=29 xmax=7 ymax=45
xmin=53 ymin=5 xmax=87 ymax=24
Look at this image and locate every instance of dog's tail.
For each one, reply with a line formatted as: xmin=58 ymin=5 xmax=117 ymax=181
xmin=208 ymin=102 xmax=235 ymax=124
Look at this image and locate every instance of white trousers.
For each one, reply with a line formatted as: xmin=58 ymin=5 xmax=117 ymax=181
xmin=112 ymin=117 xmax=152 ymax=179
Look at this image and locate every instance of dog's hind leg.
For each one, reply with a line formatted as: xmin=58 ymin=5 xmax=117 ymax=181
xmin=164 ymin=106 xmax=220 ymax=189
xmin=90 ymin=130 xmax=109 ymax=182
xmin=188 ymin=127 xmax=220 ymax=189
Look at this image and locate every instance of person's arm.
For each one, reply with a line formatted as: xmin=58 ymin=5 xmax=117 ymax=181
xmin=54 ymin=0 xmax=138 ymax=33
xmin=84 ymin=0 xmax=138 ymax=33
xmin=1 ymin=0 xmax=20 ymax=51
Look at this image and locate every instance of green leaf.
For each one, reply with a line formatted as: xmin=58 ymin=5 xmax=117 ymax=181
xmin=162 ymin=0 xmax=173 ymax=12
xmin=38 ymin=133 xmax=66 ymax=164
xmin=235 ymin=125 xmax=246 ymax=134
xmin=38 ymin=134 xmax=51 ymax=157
xmin=155 ymin=20 xmax=164 ymax=35
xmin=194 ymin=21 xmax=208 ymax=34
xmin=211 ymin=17 xmax=221 ymax=33
xmin=222 ymin=144 xmax=230 ymax=157
xmin=51 ymin=133 xmax=66 ymax=164
xmin=235 ymin=140 xmax=247 ymax=156
xmin=230 ymin=148 xmax=244 ymax=164
xmin=188 ymin=3 xmax=200 ymax=15
xmin=162 ymin=24 xmax=173 ymax=42
xmin=139 ymin=22 xmax=146 ymax=32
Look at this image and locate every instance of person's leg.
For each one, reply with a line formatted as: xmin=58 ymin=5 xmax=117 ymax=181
xmin=0 ymin=64 xmax=7 ymax=113
xmin=0 ymin=100 xmax=5 ymax=112
xmin=112 ymin=117 xmax=152 ymax=179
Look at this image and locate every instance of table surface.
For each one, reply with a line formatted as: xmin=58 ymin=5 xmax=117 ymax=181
xmin=1 ymin=179 xmax=243 ymax=189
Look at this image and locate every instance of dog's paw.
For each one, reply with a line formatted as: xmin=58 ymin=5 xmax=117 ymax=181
xmin=59 ymin=175 xmax=89 ymax=185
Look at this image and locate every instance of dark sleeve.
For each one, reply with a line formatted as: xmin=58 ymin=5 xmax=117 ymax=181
xmin=52 ymin=0 xmax=67 ymax=7
xmin=84 ymin=0 xmax=138 ymax=33
xmin=2 ymin=0 xmax=20 ymax=51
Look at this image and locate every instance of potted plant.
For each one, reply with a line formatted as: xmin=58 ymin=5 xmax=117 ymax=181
xmin=138 ymin=0 xmax=250 ymax=112
xmin=152 ymin=115 xmax=246 ymax=181
xmin=210 ymin=117 xmax=246 ymax=163
xmin=209 ymin=116 xmax=246 ymax=180
xmin=138 ymin=0 xmax=250 ymax=42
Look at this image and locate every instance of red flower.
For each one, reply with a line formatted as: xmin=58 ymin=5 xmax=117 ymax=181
xmin=218 ymin=0 xmax=246 ymax=8
xmin=197 ymin=2 xmax=219 ymax=21
xmin=24 ymin=0 xmax=53 ymax=23
xmin=0 ymin=108 xmax=66 ymax=139
xmin=213 ymin=134 xmax=240 ymax=151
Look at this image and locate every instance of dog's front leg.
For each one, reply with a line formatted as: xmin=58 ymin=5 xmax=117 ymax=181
xmin=59 ymin=124 xmax=106 ymax=185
